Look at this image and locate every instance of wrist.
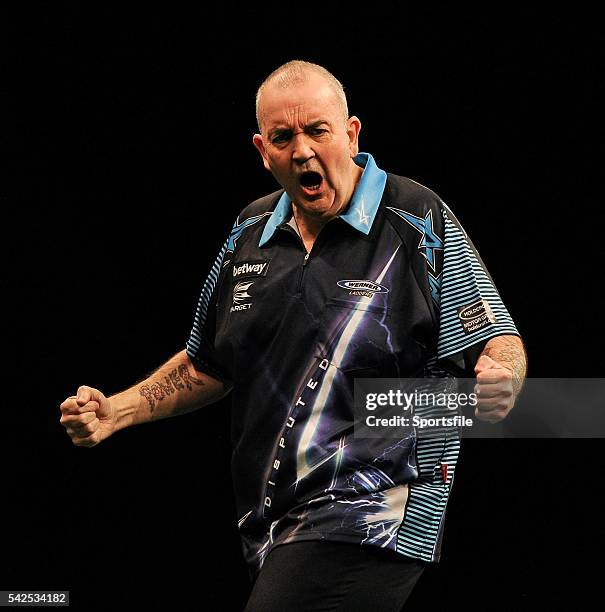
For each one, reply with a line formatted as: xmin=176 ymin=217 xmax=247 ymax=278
xmin=110 ymin=389 xmax=143 ymax=431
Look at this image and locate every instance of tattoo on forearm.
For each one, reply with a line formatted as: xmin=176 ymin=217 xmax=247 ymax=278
xmin=483 ymin=336 xmax=528 ymax=396
xmin=139 ymin=365 xmax=205 ymax=413
xmin=177 ymin=364 xmax=205 ymax=391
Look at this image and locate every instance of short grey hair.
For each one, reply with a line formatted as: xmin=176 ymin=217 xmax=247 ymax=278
xmin=255 ymin=60 xmax=349 ymax=133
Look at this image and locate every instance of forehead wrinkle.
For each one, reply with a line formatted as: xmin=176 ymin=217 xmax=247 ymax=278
xmin=265 ymin=101 xmax=322 ymax=128
xmin=258 ymin=75 xmax=344 ymax=134
xmin=256 ymin=61 xmax=349 ymax=133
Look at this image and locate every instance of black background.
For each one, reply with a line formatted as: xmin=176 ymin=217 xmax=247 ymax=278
xmin=4 ymin=5 xmax=604 ymax=610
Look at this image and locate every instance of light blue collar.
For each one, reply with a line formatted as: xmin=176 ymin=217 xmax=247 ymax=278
xmin=258 ymin=152 xmax=387 ymax=247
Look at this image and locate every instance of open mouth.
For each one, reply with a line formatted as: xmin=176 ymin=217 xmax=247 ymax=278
xmin=299 ymin=171 xmax=324 ymax=193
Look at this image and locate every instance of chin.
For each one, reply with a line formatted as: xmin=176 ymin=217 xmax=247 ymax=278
xmin=300 ymin=195 xmax=336 ymax=215
xmin=301 ymin=202 xmax=333 ymax=218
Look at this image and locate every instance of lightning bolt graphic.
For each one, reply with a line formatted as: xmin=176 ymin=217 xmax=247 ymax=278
xmin=296 ymin=245 xmax=401 ymax=482
xmin=336 ymin=484 xmax=408 ymax=548
xmin=238 ymin=509 xmax=253 ymax=529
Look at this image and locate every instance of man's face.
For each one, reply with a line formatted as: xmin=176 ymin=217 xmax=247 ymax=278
xmin=253 ymin=73 xmax=362 ymax=220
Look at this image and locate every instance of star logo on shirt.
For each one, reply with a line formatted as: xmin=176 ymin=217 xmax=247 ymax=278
xmin=428 ymin=271 xmax=442 ymax=305
xmin=357 ymin=197 xmax=369 ymax=226
xmin=226 ymin=212 xmax=273 ymax=259
xmin=387 ymin=207 xmax=443 ymax=272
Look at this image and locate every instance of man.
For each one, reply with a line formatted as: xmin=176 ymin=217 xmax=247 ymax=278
xmin=60 ymin=61 xmax=527 ymax=611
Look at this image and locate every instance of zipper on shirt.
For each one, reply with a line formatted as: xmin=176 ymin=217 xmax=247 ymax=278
xmin=286 ymin=216 xmax=336 ymax=295
xmin=297 ymin=251 xmax=310 ymax=294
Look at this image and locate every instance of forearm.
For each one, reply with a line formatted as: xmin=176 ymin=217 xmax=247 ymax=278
xmin=109 ymin=349 xmax=230 ymax=432
xmin=480 ymin=335 xmax=527 ymax=398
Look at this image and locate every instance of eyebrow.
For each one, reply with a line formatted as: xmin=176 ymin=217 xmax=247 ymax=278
xmin=268 ymin=120 xmax=330 ymax=139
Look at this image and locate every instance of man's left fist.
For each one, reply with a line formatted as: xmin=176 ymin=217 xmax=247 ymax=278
xmin=473 ymin=355 xmax=515 ymax=423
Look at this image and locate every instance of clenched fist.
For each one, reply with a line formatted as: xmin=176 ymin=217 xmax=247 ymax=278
xmin=473 ymin=355 xmax=515 ymax=423
xmin=59 ymin=385 xmax=115 ymax=447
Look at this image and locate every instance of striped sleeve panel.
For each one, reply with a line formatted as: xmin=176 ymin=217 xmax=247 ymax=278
xmin=397 ymin=359 xmax=462 ymax=562
xmin=436 ymin=205 xmax=519 ymax=371
xmin=185 ymin=237 xmax=229 ymax=364
xmin=396 ymin=460 xmax=458 ymax=562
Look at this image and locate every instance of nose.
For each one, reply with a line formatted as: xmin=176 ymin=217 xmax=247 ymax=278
xmin=291 ymin=132 xmax=315 ymax=165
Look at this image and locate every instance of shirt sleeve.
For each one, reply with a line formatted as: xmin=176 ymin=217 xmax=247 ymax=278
xmin=185 ymin=234 xmax=231 ymax=384
xmin=435 ymin=201 xmax=521 ymax=376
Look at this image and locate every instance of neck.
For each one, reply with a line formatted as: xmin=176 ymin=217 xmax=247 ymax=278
xmin=292 ymin=162 xmax=363 ymax=251
xmin=291 ymin=206 xmax=327 ymax=252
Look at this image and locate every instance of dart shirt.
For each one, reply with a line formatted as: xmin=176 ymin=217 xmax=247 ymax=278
xmin=185 ymin=152 xmax=520 ymax=575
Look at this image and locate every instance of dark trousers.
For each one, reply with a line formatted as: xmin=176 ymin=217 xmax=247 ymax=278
xmin=244 ymin=541 xmax=425 ymax=612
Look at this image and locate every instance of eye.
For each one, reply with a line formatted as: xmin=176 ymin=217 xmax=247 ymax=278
xmin=308 ymin=127 xmax=327 ymax=136
xmin=271 ymin=131 xmax=291 ymax=144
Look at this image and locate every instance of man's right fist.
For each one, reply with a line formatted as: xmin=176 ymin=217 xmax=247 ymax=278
xmin=59 ymin=385 xmax=115 ymax=447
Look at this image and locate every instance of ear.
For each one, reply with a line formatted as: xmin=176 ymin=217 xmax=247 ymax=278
xmin=252 ymin=133 xmax=271 ymax=172
xmin=346 ymin=116 xmax=362 ymax=157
